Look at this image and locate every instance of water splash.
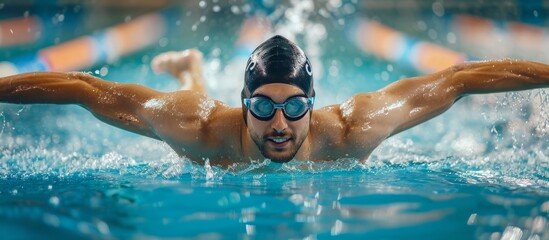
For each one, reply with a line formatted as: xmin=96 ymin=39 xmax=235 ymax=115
xmin=0 ymin=111 xmax=5 ymax=137
xmin=1 ymin=88 xmax=548 ymax=194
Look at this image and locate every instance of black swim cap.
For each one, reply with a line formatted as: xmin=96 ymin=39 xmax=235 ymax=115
xmin=241 ymin=35 xmax=314 ymax=98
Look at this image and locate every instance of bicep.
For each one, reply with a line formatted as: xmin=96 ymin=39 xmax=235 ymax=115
xmin=344 ymin=68 xmax=463 ymax=138
xmin=379 ymin=68 xmax=464 ymax=135
xmin=78 ymin=76 xmax=165 ymax=139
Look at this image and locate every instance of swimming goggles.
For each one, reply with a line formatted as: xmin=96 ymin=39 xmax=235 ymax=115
xmin=243 ymin=95 xmax=315 ymax=121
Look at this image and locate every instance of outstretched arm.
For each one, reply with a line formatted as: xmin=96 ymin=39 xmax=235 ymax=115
xmin=0 ymin=72 xmax=163 ymax=139
xmin=342 ymin=59 xmax=549 ymax=141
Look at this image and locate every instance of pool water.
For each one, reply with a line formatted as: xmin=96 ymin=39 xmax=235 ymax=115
xmin=1 ymin=1 xmax=549 ymax=239
xmin=1 ymin=163 xmax=547 ymax=239
xmin=1 ymin=90 xmax=548 ymax=240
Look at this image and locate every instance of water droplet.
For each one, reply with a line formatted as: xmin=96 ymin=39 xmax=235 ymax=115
xmin=467 ymin=213 xmax=477 ymax=225
xmin=246 ymin=224 xmax=255 ymax=235
xmin=213 ymin=5 xmax=221 ymax=12
xmin=211 ymin=47 xmax=221 ymax=57
xmin=96 ymin=220 xmax=110 ymax=234
xmin=43 ymin=214 xmax=60 ymax=227
xmin=501 ymin=226 xmax=523 ymax=240
xmin=446 ymin=32 xmax=457 ymax=44
xmin=331 ymin=219 xmax=343 ymax=236
xmin=329 ymin=65 xmax=339 ymax=77
xmin=381 ymin=71 xmax=389 ymax=81
xmin=158 ymin=37 xmax=168 ymax=47
xmin=141 ymin=55 xmax=149 ymax=63
xmin=432 ymin=1 xmax=445 ymax=17
xmin=199 ymin=1 xmax=207 ymax=8
xmin=319 ymin=8 xmax=329 ymax=18
xmin=49 ymin=196 xmax=60 ymax=206
xmin=242 ymin=4 xmax=251 ymax=13
xmin=229 ymin=192 xmax=240 ymax=203
xmin=230 ymin=6 xmax=240 ymax=14
xmin=347 ymin=3 xmax=359 ymax=13
xmin=541 ymin=201 xmax=549 ymax=212
xmin=532 ymin=216 xmax=546 ymax=232
xmin=329 ymin=0 xmax=342 ymax=8
xmin=100 ymin=67 xmax=109 ymax=77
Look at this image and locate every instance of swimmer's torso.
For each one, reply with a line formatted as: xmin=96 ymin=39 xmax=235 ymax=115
xmin=140 ymin=91 xmax=386 ymax=165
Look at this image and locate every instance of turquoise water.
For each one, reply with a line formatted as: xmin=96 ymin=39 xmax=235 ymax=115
xmin=1 ymin=165 xmax=547 ymax=239
xmin=1 ymin=2 xmax=549 ymax=239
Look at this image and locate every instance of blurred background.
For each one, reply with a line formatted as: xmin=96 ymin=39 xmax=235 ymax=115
xmin=1 ymin=0 xmax=548 ymax=103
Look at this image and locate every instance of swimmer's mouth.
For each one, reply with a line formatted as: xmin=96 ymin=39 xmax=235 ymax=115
xmin=267 ymin=137 xmax=291 ymax=144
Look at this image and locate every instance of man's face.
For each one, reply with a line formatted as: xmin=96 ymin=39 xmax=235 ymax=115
xmin=246 ymin=83 xmax=311 ymax=163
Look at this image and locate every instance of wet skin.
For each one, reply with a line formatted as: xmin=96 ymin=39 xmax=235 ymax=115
xmin=1 ymin=49 xmax=549 ymax=166
xmin=245 ymin=83 xmax=311 ymax=163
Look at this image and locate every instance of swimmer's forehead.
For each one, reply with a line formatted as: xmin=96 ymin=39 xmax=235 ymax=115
xmin=251 ymin=83 xmax=306 ymax=101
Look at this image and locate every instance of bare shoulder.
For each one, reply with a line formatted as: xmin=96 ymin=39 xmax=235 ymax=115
xmin=139 ymin=90 xmax=242 ymax=155
xmin=309 ymin=92 xmax=394 ymax=159
xmin=311 ymin=92 xmax=385 ymax=133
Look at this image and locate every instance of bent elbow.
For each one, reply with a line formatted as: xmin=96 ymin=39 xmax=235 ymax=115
xmin=446 ymin=63 xmax=469 ymax=98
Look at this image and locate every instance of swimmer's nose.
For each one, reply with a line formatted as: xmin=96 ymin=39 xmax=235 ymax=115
xmin=271 ymin=109 xmax=288 ymax=131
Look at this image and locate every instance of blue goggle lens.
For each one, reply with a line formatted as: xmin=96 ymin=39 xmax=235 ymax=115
xmin=244 ymin=96 xmax=314 ymax=121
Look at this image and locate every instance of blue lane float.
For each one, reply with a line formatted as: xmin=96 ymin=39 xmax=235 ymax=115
xmin=0 ymin=8 xmax=181 ymax=76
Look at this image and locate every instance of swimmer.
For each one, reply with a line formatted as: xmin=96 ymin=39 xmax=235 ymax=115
xmin=1 ymin=35 xmax=549 ymax=166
